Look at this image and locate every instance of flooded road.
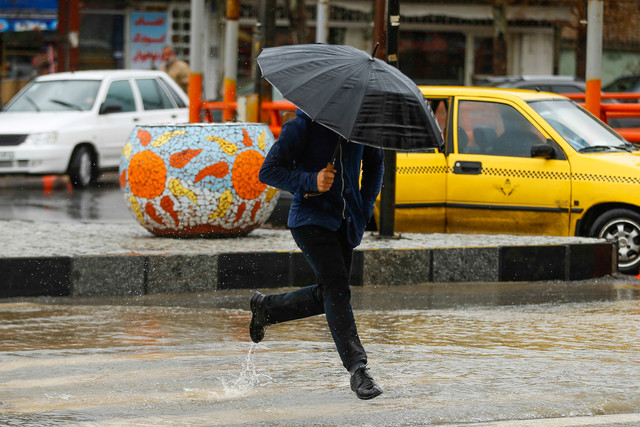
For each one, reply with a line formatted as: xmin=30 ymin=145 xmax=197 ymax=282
xmin=0 ymin=174 xmax=131 ymax=224
xmin=1 ymin=281 xmax=639 ymax=426
xmin=0 ymin=173 xmax=290 ymax=227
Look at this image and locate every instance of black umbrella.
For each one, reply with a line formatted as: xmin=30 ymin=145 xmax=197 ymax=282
xmin=256 ymin=43 xmax=444 ymax=152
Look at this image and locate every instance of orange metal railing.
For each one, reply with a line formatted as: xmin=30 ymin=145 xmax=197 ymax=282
xmin=564 ymin=92 xmax=640 ymax=143
xmin=197 ymin=99 xmax=296 ymax=138
xmin=261 ymin=100 xmax=297 ymax=137
xmin=200 ymin=100 xmax=238 ymax=123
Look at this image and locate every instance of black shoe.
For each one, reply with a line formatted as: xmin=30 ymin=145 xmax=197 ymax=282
xmin=350 ymin=366 xmax=383 ymax=400
xmin=249 ymin=291 xmax=269 ymax=343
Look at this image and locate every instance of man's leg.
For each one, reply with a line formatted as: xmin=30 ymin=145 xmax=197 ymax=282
xmin=293 ymin=225 xmax=382 ymax=399
xmin=250 ymin=224 xmax=382 ymax=399
xmin=290 ymin=225 xmax=367 ymax=371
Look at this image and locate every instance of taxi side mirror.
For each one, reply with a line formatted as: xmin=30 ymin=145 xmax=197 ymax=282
xmin=531 ymin=143 xmax=555 ymax=159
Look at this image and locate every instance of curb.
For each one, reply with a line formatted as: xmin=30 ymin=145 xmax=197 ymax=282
xmin=0 ymin=242 xmax=616 ymax=298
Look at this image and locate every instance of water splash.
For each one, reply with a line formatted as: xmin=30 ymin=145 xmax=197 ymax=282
xmin=218 ymin=344 xmax=272 ymax=398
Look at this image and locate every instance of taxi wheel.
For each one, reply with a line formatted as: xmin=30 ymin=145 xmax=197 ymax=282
xmin=590 ymin=209 xmax=640 ymax=275
xmin=68 ymin=146 xmax=98 ymax=189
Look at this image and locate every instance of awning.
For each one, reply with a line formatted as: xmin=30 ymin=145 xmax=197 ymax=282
xmin=0 ymin=0 xmax=58 ymax=32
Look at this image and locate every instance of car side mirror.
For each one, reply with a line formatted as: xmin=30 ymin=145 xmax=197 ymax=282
xmin=99 ymin=103 xmax=122 ymax=114
xmin=531 ymin=143 xmax=556 ymax=159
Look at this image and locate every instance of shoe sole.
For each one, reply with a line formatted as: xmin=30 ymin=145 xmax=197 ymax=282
xmin=249 ymin=292 xmax=264 ymax=343
xmin=353 ymin=388 xmax=383 ymax=400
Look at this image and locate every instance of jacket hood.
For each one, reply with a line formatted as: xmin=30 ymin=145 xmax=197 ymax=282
xmin=295 ymin=108 xmax=311 ymax=121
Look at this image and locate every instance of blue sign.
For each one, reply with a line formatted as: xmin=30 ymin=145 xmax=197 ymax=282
xmin=0 ymin=0 xmax=57 ymax=31
xmin=0 ymin=0 xmax=57 ymax=9
xmin=0 ymin=17 xmax=57 ymax=32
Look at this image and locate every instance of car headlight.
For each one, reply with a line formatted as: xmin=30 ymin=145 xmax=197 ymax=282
xmin=24 ymin=132 xmax=58 ymax=145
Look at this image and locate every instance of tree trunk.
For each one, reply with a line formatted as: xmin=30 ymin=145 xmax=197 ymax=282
xmin=492 ymin=2 xmax=508 ymax=76
xmin=286 ymin=0 xmax=310 ymax=44
xmin=574 ymin=0 xmax=588 ymax=80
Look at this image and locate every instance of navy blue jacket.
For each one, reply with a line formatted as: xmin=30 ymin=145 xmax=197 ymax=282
xmin=259 ymin=110 xmax=384 ymax=248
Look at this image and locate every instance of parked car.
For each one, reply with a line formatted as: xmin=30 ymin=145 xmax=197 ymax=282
xmin=373 ymin=86 xmax=640 ymax=274
xmin=0 ymin=69 xmax=189 ymax=188
xmin=477 ymin=75 xmax=586 ymax=94
xmin=603 ymin=75 xmax=640 ymax=94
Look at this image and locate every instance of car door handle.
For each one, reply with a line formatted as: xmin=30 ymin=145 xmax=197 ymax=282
xmin=171 ymin=114 xmax=178 ymax=119
xmin=133 ymin=117 xmax=140 ymax=122
xmin=453 ymin=161 xmax=482 ymax=175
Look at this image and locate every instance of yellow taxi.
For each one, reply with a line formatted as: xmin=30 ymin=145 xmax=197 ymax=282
xmin=375 ymin=86 xmax=640 ymax=274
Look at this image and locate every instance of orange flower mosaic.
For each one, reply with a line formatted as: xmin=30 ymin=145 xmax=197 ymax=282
xmin=119 ymin=123 xmax=279 ymax=237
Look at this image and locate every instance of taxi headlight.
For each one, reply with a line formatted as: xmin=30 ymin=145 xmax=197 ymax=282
xmin=24 ymin=132 xmax=58 ymax=145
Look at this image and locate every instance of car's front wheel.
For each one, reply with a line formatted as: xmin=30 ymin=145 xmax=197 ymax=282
xmin=590 ymin=208 xmax=640 ymax=275
xmin=68 ymin=146 xmax=98 ymax=189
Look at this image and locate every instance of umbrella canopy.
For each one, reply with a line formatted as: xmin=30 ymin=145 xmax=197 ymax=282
xmin=257 ymin=44 xmax=443 ymax=151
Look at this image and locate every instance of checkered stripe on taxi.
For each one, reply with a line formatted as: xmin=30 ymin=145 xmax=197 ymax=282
xmin=397 ymin=165 xmax=450 ymax=174
xmin=398 ymin=165 xmax=640 ymax=184
xmin=571 ymin=173 xmax=640 ymax=184
xmin=481 ymin=167 xmax=571 ymax=180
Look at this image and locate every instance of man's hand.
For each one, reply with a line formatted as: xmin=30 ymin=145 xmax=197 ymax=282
xmin=316 ymin=166 xmax=336 ymax=192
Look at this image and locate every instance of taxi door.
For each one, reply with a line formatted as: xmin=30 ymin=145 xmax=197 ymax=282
xmin=445 ymin=97 xmax=572 ymax=236
xmin=391 ymin=98 xmax=449 ymax=233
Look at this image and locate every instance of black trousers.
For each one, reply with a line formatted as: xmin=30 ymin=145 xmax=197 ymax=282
xmin=262 ymin=223 xmax=367 ymax=371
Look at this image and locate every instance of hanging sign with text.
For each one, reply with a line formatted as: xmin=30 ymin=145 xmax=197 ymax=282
xmin=130 ymin=12 xmax=168 ymax=69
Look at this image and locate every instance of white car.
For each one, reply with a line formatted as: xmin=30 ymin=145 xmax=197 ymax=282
xmin=0 ymin=69 xmax=189 ymax=188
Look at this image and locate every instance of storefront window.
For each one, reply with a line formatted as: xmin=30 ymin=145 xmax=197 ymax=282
xmin=79 ymin=13 xmax=124 ymax=70
xmin=474 ymin=37 xmax=494 ymax=77
xmin=399 ymin=31 xmax=465 ymax=85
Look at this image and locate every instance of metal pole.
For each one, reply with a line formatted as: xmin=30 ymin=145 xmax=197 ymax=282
xmin=189 ymin=0 xmax=205 ymax=122
xmin=372 ymin=0 xmax=386 ymax=60
xmin=57 ymin=0 xmax=68 ymax=71
xmin=316 ymin=0 xmax=329 ymax=43
xmin=258 ymin=0 xmax=276 ymax=122
xmin=585 ymin=0 xmax=603 ymax=118
xmin=379 ymin=0 xmax=399 ymax=238
xmin=223 ymin=0 xmax=239 ymax=121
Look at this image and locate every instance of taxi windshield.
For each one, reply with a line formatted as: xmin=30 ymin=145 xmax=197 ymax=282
xmin=3 ymin=80 xmax=101 ymax=112
xmin=529 ymin=99 xmax=636 ymax=153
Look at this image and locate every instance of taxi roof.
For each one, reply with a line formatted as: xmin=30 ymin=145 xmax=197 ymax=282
xmin=418 ymin=85 xmax=567 ymax=102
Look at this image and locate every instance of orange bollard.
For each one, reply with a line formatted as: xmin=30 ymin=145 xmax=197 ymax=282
xmin=42 ymin=175 xmax=56 ymax=195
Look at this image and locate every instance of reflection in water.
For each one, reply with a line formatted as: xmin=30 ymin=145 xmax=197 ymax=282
xmin=0 ymin=173 xmax=132 ymax=223
xmin=0 ymin=284 xmax=639 ymax=426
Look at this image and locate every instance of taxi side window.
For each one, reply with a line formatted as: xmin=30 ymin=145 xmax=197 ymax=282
xmin=410 ymin=99 xmax=448 ymax=153
xmin=457 ymin=100 xmax=545 ymax=157
xmin=428 ymin=99 xmax=448 ymax=153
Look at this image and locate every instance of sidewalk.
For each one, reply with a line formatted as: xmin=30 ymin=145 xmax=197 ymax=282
xmin=0 ymin=219 xmax=616 ymax=298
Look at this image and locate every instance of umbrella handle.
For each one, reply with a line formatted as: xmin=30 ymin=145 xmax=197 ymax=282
xmin=304 ymin=162 xmax=334 ymax=198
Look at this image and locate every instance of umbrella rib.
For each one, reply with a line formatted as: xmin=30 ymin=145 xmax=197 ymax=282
xmin=309 ymin=60 xmax=371 ymax=138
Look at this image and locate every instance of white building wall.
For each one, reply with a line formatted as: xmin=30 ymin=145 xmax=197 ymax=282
xmin=343 ymin=28 xmax=369 ymax=52
xmin=508 ymin=31 xmax=554 ymax=76
xmin=520 ymin=31 xmax=554 ymax=75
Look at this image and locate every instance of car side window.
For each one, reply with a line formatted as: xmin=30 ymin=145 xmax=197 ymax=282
xmin=136 ymin=78 xmax=175 ymax=110
xmin=159 ymin=78 xmax=187 ymax=108
xmin=550 ymin=85 xmax=583 ymax=94
xmin=458 ymin=100 xmax=545 ymax=157
xmin=519 ymin=84 xmax=546 ymax=91
xmin=103 ymin=80 xmax=136 ymax=113
xmin=429 ymin=99 xmax=448 ymax=137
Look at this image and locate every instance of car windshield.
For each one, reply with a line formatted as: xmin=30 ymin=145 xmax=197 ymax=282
xmin=528 ymin=99 xmax=636 ymax=153
xmin=3 ymin=80 xmax=101 ymax=112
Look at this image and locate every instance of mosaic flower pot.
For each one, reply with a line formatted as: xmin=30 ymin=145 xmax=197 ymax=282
xmin=119 ymin=123 xmax=279 ymax=237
